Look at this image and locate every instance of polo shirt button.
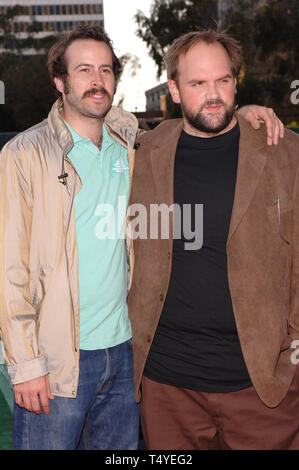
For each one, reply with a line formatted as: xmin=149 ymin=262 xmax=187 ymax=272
xmin=147 ymin=335 xmax=151 ymax=343
xmin=160 ymin=294 xmax=164 ymax=301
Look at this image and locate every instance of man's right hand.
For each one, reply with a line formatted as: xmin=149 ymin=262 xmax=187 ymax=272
xmin=13 ymin=375 xmax=54 ymax=415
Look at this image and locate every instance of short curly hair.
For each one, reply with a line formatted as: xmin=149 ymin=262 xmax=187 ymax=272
xmin=47 ymin=25 xmax=122 ymax=96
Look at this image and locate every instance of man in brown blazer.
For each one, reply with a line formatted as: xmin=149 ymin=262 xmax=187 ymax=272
xmin=128 ymin=30 xmax=299 ymax=450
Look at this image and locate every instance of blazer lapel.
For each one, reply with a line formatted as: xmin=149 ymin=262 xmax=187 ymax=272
xmin=228 ymin=115 xmax=268 ymax=244
xmin=142 ymin=120 xmax=183 ymax=251
xmin=149 ymin=120 xmax=184 ymax=206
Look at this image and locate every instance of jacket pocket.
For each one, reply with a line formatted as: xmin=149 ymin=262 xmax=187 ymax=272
xmin=280 ymin=320 xmax=292 ymax=351
xmin=29 ymin=265 xmax=42 ymax=307
xmin=266 ymin=199 xmax=292 ymax=246
xmin=29 ymin=265 xmax=53 ymax=308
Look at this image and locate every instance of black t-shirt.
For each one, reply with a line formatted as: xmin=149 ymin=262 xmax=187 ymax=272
xmin=144 ymin=122 xmax=252 ymax=393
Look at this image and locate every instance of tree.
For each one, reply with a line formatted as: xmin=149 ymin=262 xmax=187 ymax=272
xmin=0 ymin=54 xmax=57 ymax=132
xmin=0 ymin=5 xmax=47 ymax=52
xmin=0 ymin=7 xmax=57 ymax=131
xmin=225 ymin=0 xmax=299 ymax=121
xmin=135 ymin=0 xmax=299 ymax=123
xmin=135 ymin=0 xmax=218 ymax=77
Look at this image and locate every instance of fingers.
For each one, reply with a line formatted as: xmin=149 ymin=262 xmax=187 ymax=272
xmin=251 ymin=117 xmax=261 ymax=130
xmin=13 ymin=375 xmax=53 ymax=415
xmin=241 ymin=105 xmax=285 ymax=146
xmin=258 ymin=108 xmax=275 ymax=146
xmin=269 ymin=114 xmax=284 ymax=146
xmin=279 ymin=118 xmax=285 ymax=139
xmin=253 ymin=107 xmax=285 ymax=146
xmin=243 ymin=108 xmax=261 ymax=130
xmin=14 ymin=389 xmax=25 ymax=409
xmin=31 ymin=394 xmax=44 ymax=415
xmin=38 ymin=386 xmax=51 ymax=415
xmin=46 ymin=377 xmax=54 ymax=401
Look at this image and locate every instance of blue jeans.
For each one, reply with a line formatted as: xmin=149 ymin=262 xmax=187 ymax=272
xmin=13 ymin=340 xmax=140 ymax=450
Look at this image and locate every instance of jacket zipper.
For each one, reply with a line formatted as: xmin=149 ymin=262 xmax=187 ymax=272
xmin=63 ymin=155 xmax=80 ymax=353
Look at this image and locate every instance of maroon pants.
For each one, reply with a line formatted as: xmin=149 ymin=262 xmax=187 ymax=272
xmin=141 ymin=369 xmax=299 ymax=450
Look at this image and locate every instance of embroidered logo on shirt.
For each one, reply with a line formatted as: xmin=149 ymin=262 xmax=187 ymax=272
xmin=112 ymin=157 xmax=129 ymax=173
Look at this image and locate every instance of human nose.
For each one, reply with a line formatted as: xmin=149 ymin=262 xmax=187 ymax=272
xmin=206 ymin=81 xmax=220 ymax=99
xmin=90 ymin=70 xmax=104 ymax=87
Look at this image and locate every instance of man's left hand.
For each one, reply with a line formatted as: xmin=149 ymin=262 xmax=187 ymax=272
xmin=238 ymin=105 xmax=285 ymax=146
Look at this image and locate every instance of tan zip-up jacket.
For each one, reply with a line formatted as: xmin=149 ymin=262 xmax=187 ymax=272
xmin=0 ymin=100 xmax=139 ymax=397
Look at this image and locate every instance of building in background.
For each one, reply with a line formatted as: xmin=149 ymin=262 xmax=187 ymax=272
xmin=0 ymin=0 xmax=104 ymax=39
xmin=145 ymin=82 xmax=169 ymax=112
xmin=134 ymin=82 xmax=170 ymax=130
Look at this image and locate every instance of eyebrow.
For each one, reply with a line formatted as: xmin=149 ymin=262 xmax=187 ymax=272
xmin=218 ymin=74 xmax=233 ymax=80
xmin=188 ymin=74 xmax=233 ymax=84
xmin=73 ymin=63 xmax=113 ymax=70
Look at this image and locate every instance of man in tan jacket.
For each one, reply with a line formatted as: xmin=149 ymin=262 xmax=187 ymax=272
xmin=0 ymin=25 xmax=285 ymax=449
xmin=128 ymin=30 xmax=299 ymax=450
xmin=0 ymin=25 xmax=140 ymax=450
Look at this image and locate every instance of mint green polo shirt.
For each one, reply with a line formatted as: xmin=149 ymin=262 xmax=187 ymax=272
xmin=65 ymin=122 xmax=131 ymax=350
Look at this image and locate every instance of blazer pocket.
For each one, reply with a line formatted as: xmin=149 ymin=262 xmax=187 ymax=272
xmin=266 ymin=199 xmax=293 ymax=246
xmin=280 ymin=320 xmax=292 ymax=351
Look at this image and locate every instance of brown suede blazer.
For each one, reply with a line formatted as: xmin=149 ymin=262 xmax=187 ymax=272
xmin=128 ymin=114 xmax=299 ymax=408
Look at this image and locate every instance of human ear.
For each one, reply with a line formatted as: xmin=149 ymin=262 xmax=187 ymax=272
xmin=168 ymin=79 xmax=181 ymax=104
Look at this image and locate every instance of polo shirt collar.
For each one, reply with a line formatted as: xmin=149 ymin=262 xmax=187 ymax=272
xmin=64 ymin=120 xmax=114 ymax=151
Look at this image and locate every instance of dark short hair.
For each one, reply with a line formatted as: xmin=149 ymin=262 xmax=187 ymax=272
xmin=47 ymin=25 xmax=122 ymax=96
xmin=164 ymin=29 xmax=242 ymax=81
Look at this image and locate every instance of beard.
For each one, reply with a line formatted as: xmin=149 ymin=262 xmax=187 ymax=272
xmin=182 ymin=98 xmax=235 ymax=135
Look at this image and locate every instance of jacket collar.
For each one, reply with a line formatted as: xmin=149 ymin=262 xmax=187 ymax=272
xmin=104 ymin=105 xmax=139 ymax=151
xmin=47 ymin=99 xmax=139 ymax=154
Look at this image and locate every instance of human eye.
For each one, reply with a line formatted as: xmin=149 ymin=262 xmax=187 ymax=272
xmin=101 ymin=67 xmax=112 ymax=75
xmin=191 ymin=81 xmax=204 ymax=87
xmin=219 ymin=77 xmax=232 ymax=84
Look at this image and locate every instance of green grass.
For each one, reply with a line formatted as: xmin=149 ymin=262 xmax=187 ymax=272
xmin=0 ymin=389 xmax=13 ymax=450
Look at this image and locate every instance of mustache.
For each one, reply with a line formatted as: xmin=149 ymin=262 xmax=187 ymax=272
xmin=202 ymin=99 xmax=225 ymax=108
xmin=82 ymin=87 xmax=111 ymax=100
